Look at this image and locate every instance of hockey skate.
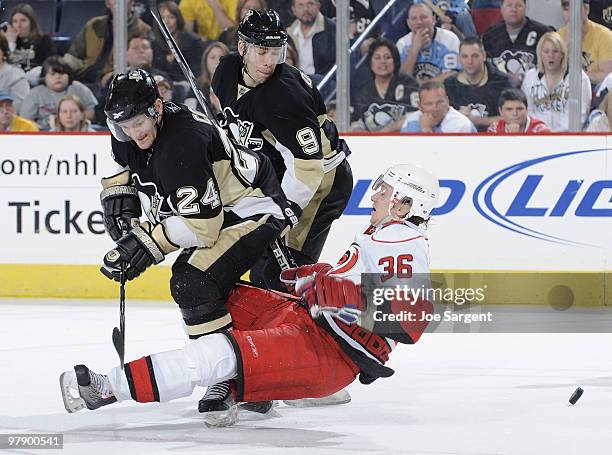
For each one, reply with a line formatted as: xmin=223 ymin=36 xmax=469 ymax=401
xmin=283 ymin=388 xmax=351 ymax=408
xmin=198 ymin=381 xmax=238 ymax=427
xmin=59 ymin=364 xmax=117 ymax=413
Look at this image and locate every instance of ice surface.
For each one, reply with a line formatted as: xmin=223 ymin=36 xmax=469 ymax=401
xmin=1 ymin=298 xmax=611 ymax=455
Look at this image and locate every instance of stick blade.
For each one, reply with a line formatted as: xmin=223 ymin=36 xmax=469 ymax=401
xmin=112 ymin=327 xmax=124 ymax=369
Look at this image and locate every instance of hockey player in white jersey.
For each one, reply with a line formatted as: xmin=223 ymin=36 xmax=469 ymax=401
xmin=60 ymin=163 xmax=439 ymax=427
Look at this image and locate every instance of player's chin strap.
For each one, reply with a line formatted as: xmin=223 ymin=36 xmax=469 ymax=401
xmin=240 ymin=44 xmax=259 ymax=87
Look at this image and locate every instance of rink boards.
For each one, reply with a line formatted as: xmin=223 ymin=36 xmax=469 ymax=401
xmin=0 ymin=132 xmax=610 ymax=301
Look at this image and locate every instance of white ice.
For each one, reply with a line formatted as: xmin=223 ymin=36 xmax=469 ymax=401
xmin=1 ymin=298 xmax=611 ymax=455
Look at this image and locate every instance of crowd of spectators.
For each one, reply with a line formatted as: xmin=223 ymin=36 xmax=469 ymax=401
xmin=0 ymin=0 xmax=611 ymax=133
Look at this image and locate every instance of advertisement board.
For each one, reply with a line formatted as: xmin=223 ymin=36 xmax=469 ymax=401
xmin=1 ymin=133 xmax=610 ymax=298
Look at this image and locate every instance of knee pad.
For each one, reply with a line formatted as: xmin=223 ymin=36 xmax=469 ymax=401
xmin=171 ymin=263 xmax=232 ymax=338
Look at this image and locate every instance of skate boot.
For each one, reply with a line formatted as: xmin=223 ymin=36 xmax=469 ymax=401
xmin=59 ymin=364 xmax=116 ymax=413
xmin=198 ymin=381 xmax=238 ymax=427
xmin=238 ymin=400 xmax=275 ymax=414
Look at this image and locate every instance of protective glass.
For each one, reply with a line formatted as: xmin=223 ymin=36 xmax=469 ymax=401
xmin=245 ymin=42 xmax=287 ymax=65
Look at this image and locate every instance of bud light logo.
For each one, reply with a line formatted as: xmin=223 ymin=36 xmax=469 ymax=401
xmin=345 ymin=149 xmax=612 ymax=247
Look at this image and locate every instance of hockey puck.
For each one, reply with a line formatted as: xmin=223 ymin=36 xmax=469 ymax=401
xmin=569 ymin=387 xmax=584 ymax=405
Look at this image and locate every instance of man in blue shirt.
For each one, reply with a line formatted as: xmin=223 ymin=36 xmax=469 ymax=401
xmin=401 ymin=80 xmax=476 ymax=132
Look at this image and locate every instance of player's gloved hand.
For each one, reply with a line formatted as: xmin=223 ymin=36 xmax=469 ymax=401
xmin=101 ymin=222 xmax=166 ymax=281
xmin=283 ymin=200 xmax=303 ymax=229
xmin=296 ymin=273 xmax=365 ymax=325
xmin=100 ymin=170 xmax=141 ymax=241
xmin=279 ymin=263 xmax=332 ymax=294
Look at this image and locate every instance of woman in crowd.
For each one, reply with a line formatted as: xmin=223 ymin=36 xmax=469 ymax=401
xmin=586 ymin=91 xmax=612 ymax=132
xmin=521 ymin=31 xmax=590 ymax=132
xmin=197 ymin=41 xmax=229 ymax=109
xmin=2 ymin=3 xmax=56 ymax=74
xmin=487 ymin=88 xmax=550 ymax=133
xmin=351 ymin=38 xmax=419 ymax=132
xmin=49 ymin=95 xmax=95 ymax=132
xmin=219 ymin=0 xmax=268 ymax=51
xmin=19 ymin=57 xmax=97 ymax=130
xmin=153 ymin=1 xmax=207 ymax=80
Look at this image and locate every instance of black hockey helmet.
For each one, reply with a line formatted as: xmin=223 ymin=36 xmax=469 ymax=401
xmin=104 ymin=68 xmax=160 ymax=123
xmin=237 ymin=10 xmax=287 ymax=47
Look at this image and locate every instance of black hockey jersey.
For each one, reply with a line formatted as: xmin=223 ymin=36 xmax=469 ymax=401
xmin=483 ymin=17 xmax=554 ymax=77
xmin=211 ymin=54 xmax=348 ymax=213
xmin=110 ymin=102 xmax=286 ymax=250
xmin=444 ymin=62 xmax=512 ymax=131
xmin=351 ymin=73 xmax=419 ymax=131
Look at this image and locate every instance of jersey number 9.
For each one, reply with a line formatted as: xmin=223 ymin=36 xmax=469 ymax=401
xmin=296 ymin=127 xmax=320 ymax=155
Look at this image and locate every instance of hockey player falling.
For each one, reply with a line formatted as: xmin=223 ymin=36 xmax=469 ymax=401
xmin=60 ymin=163 xmax=439 ymax=427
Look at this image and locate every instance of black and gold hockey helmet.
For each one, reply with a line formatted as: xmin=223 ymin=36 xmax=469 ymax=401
xmin=237 ymin=9 xmax=287 ymax=47
xmin=104 ymin=68 xmax=160 ymax=123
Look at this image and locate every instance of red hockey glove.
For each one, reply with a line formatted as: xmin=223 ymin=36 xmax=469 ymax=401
xmin=279 ymin=263 xmax=333 ymax=294
xmin=296 ymin=273 xmax=365 ymax=325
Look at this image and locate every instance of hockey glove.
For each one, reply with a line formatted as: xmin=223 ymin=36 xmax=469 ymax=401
xmin=279 ymin=263 xmax=333 ymax=295
xmin=283 ymin=200 xmax=303 ymax=229
xmin=101 ymin=222 xmax=167 ymax=281
xmin=296 ymin=273 xmax=365 ymax=325
xmin=100 ymin=170 xmax=142 ymax=241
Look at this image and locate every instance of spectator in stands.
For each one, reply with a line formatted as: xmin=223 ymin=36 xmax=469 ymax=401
xmin=287 ymin=0 xmax=336 ymax=77
xmin=396 ymin=3 xmax=460 ymax=84
xmin=419 ymin=0 xmax=478 ymax=39
xmin=445 ymin=37 xmax=512 ymax=131
xmin=586 ymin=91 xmax=612 ymax=131
xmin=471 ymin=0 xmax=502 ymax=35
xmin=179 ymin=0 xmax=237 ymax=40
xmin=483 ymin=0 xmax=553 ymax=87
xmin=63 ymin=0 xmax=153 ymax=84
xmin=487 ymin=88 xmax=550 ymax=132
xmin=0 ymin=90 xmax=38 ymax=131
xmin=351 ymin=38 xmax=419 ymax=132
xmin=154 ymin=75 xmax=174 ymax=103
xmin=326 ymin=100 xmax=336 ymax=122
xmin=559 ymin=0 xmax=612 ymax=85
xmin=0 ymin=34 xmax=29 ymax=111
xmin=319 ymin=0 xmax=377 ymax=40
xmin=587 ymin=0 xmax=612 ymax=30
xmin=521 ymin=31 xmax=591 ymax=132
xmin=1 ymin=3 xmax=56 ymax=75
xmin=219 ymin=0 xmax=268 ymax=51
xmin=19 ymin=56 xmax=98 ymax=130
xmin=268 ymin=0 xmax=295 ymax=26
xmin=285 ymin=40 xmax=299 ymax=67
xmin=593 ymin=71 xmax=612 ymax=106
xmin=154 ymin=1 xmax=206 ymax=80
xmin=48 ymin=95 xmax=95 ymax=132
xmin=400 ymin=79 xmax=476 ymax=132
xmin=198 ymin=41 xmax=230 ymax=107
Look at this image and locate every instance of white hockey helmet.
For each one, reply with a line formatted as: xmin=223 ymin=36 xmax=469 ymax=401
xmin=372 ymin=163 xmax=439 ymax=220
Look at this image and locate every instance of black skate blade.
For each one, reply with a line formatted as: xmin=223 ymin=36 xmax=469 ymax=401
xmin=112 ymin=327 xmax=124 ymax=368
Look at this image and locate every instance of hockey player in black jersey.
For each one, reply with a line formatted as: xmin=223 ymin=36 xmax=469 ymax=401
xmin=211 ymin=9 xmax=354 ymax=291
xmin=100 ymin=68 xmax=286 ymax=344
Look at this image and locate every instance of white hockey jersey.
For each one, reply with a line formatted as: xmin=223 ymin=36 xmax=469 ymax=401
xmin=317 ymin=220 xmax=432 ymax=383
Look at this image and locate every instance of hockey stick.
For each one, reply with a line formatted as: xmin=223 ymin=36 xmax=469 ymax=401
xmin=149 ymin=7 xmax=297 ymax=272
xmin=111 ymin=263 xmax=126 ymax=369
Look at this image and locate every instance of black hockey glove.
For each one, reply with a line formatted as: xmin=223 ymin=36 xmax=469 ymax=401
xmin=284 ymin=200 xmax=303 ymax=229
xmin=101 ymin=223 xmax=166 ymax=281
xmin=100 ymin=170 xmax=142 ymax=241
